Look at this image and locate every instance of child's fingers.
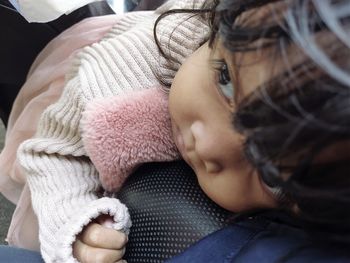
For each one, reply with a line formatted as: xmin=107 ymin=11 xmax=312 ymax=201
xmin=73 ymin=239 xmax=126 ymax=263
xmin=80 ymin=222 xmax=128 ymax=250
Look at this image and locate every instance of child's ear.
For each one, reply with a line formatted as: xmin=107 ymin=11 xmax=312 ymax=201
xmin=81 ymin=87 xmax=180 ymax=192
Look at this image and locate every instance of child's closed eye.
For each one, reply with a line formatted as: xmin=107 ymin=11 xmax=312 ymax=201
xmin=212 ymin=59 xmax=235 ymax=107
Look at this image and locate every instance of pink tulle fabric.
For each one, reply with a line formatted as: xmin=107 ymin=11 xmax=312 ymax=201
xmin=0 ymin=14 xmax=120 ymax=250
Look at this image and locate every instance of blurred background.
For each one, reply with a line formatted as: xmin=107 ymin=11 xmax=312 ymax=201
xmin=107 ymin=0 xmax=125 ymax=13
xmin=0 ymin=121 xmax=14 ymax=245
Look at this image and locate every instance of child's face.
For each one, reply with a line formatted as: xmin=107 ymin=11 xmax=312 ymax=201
xmin=169 ymin=42 xmax=279 ymax=212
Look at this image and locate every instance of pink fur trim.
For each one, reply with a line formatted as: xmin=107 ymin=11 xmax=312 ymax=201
xmin=81 ymin=88 xmax=180 ymax=191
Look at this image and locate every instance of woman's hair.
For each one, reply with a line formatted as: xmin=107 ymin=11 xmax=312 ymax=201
xmin=155 ymin=0 xmax=350 ymax=244
xmin=212 ymin=0 xmax=350 ymax=244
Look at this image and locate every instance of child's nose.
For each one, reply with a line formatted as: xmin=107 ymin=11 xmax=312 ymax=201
xmin=190 ymin=121 xmax=221 ymax=163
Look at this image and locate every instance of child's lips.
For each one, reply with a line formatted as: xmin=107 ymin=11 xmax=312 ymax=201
xmin=172 ymin=124 xmax=199 ymax=172
xmin=173 ymin=124 xmax=185 ymax=153
xmin=173 ymin=124 xmax=190 ymax=162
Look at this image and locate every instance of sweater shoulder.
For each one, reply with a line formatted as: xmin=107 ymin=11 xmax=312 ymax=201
xmin=21 ymin=1 xmax=210 ymax=157
xmin=67 ymin=3 xmax=209 ymax=99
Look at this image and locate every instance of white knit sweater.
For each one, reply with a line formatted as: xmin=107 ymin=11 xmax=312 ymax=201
xmin=17 ymin=0 xmax=209 ymax=262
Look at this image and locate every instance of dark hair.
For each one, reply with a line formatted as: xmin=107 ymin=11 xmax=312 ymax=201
xmin=153 ymin=0 xmax=219 ymax=87
xmin=212 ymin=0 xmax=350 ymax=244
xmin=155 ymin=0 xmax=350 ymax=245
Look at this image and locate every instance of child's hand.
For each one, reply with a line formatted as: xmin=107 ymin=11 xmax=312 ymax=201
xmin=73 ymin=215 xmax=128 ymax=263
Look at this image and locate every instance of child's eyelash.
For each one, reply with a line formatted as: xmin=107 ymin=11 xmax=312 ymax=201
xmin=211 ymin=59 xmax=227 ymax=72
xmin=213 ymin=60 xmax=231 ymax=85
xmin=211 ymin=59 xmax=232 ymax=85
xmin=211 ymin=59 xmax=235 ymax=106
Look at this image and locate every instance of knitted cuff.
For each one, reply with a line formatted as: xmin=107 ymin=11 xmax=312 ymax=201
xmin=53 ymin=197 xmax=131 ymax=263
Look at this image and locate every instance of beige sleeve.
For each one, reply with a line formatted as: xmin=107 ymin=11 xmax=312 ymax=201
xmin=17 ymin=75 xmax=131 ymax=263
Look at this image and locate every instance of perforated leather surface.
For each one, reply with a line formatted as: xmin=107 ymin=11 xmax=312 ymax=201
xmin=118 ymin=161 xmax=232 ymax=263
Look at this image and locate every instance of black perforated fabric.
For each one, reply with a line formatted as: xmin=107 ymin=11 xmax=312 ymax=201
xmin=117 ymin=161 xmax=233 ymax=263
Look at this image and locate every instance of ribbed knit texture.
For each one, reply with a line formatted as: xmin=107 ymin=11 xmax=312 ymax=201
xmin=17 ymin=0 xmax=209 ymax=262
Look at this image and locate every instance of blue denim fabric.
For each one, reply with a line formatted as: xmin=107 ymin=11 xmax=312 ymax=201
xmin=166 ymin=217 xmax=350 ymax=263
xmin=2 ymin=217 xmax=349 ymax=263
xmin=0 ymin=246 xmax=44 ymax=262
